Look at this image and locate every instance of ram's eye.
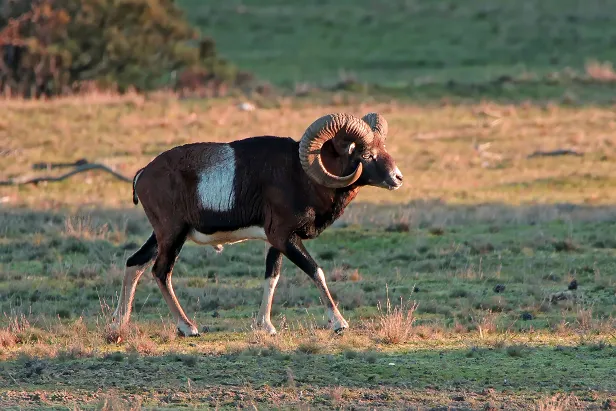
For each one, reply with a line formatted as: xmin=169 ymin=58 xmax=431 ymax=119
xmin=362 ymin=153 xmax=372 ymax=160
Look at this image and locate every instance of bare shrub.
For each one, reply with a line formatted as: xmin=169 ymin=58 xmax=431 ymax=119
xmin=369 ymin=286 xmax=418 ymax=344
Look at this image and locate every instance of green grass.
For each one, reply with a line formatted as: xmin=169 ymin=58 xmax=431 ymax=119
xmin=177 ymin=0 xmax=616 ymax=102
xmin=0 ymin=200 xmax=615 ymax=408
xmin=2 ymin=1 xmax=616 ymax=406
xmin=2 ymin=208 xmax=614 ymax=330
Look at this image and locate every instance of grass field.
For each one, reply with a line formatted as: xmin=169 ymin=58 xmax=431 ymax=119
xmin=1 ymin=96 xmax=615 ymax=410
xmin=177 ymin=0 xmax=616 ymax=103
xmin=1 ymin=0 xmax=616 ymax=409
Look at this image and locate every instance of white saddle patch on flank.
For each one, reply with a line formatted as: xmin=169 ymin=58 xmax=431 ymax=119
xmin=196 ymin=145 xmax=236 ymax=212
xmin=188 ymin=226 xmax=267 ymax=248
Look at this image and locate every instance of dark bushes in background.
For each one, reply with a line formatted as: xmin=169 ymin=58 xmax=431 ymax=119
xmin=0 ymin=0 xmax=254 ymax=97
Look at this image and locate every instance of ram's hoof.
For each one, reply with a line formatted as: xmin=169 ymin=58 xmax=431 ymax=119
xmin=177 ymin=322 xmax=200 ymax=337
xmin=330 ymin=315 xmax=349 ymax=335
xmin=177 ymin=328 xmax=200 ymax=337
xmin=334 ymin=326 xmax=348 ymax=335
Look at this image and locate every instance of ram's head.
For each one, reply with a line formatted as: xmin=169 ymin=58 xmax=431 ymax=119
xmin=299 ymin=113 xmax=403 ymax=190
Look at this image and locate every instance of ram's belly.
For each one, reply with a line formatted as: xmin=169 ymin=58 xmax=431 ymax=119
xmin=188 ymin=226 xmax=267 ymax=246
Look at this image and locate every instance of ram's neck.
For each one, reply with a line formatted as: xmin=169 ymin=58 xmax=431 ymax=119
xmin=313 ymin=185 xmax=361 ymax=234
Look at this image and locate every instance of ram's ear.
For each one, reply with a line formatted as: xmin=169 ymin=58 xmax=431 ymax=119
xmin=347 ymin=142 xmax=356 ymax=155
xmin=331 ymin=138 xmax=357 ymax=157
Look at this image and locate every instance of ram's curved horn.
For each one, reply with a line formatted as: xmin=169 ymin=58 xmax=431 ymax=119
xmin=299 ymin=113 xmax=374 ymax=188
xmin=361 ymin=112 xmax=388 ymax=140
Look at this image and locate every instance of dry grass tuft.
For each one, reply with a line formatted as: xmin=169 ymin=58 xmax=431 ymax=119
xmin=575 ymin=306 xmax=595 ymax=331
xmin=57 ymin=342 xmax=94 ymax=360
xmin=65 ymin=215 xmax=110 ymax=240
xmin=329 ymin=386 xmax=345 ymax=406
xmin=296 ymin=336 xmax=325 ymax=354
xmin=370 ymin=286 xmax=418 ymax=344
xmin=535 ymin=393 xmax=581 ymax=411
xmin=104 ymin=324 xmax=128 ymax=345
xmin=0 ymin=328 xmax=17 ymax=348
xmin=471 ymin=309 xmax=499 ymax=337
xmin=21 ymin=342 xmax=59 ymax=359
xmin=585 ymin=60 xmax=616 ymax=82
xmin=284 ymin=367 xmax=296 ymax=389
xmin=125 ymin=329 xmax=158 ymax=355
xmin=154 ymin=320 xmax=178 ymax=344
xmin=94 ymin=392 xmax=143 ymax=411
xmin=329 ymin=267 xmax=362 ymax=282
xmin=5 ymin=312 xmax=31 ymax=334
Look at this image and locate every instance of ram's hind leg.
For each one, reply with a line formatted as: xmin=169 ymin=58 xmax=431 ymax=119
xmin=111 ymin=232 xmax=158 ymax=332
xmin=257 ymin=247 xmax=282 ymax=335
xmin=152 ymin=231 xmax=200 ymax=337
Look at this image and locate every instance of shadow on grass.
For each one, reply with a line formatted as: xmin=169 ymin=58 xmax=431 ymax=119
xmin=0 ymin=342 xmax=614 ymax=409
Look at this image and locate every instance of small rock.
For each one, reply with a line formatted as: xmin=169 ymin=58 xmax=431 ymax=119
xmin=603 ymin=399 xmax=616 ymax=410
xmin=521 ymin=312 xmax=534 ymax=321
xmin=238 ymin=102 xmax=255 ymax=111
xmin=568 ymin=279 xmax=578 ymax=290
xmin=413 ymin=286 xmax=420 ymax=292
xmin=212 ymin=311 xmax=220 ymax=318
xmin=550 ymin=290 xmax=576 ymax=303
xmin=493 ymin=284 xmax=506 ymax=293
xmin=201 ymin=326 xmax=210 ymax=333
xmin=451 ymin=395 xmax=465 ymax=401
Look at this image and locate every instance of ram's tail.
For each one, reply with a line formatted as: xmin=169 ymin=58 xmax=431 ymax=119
xmin=132 ymin=168 xmax=145 ymax=205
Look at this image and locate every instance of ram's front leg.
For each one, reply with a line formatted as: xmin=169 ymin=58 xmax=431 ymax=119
xmin=278 ymin=234 xmax=348 ymax=333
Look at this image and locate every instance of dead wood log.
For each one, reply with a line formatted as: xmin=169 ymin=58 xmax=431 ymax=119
xmin=527 ymin=149 xmax=583 ymax=159
xmin=0 ymin=162 xmax=132 ymax=186
xmin=31 ymin=158 xmax=89 ymax=170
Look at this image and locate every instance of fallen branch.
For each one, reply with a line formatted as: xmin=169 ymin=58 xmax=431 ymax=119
xmin=527 ymin=149 xmax=583 ymax=159
xmin=0 ymin=162 xmax=132 ymax=186
xmin=32 ymin=158 xmax=89 ymax=170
